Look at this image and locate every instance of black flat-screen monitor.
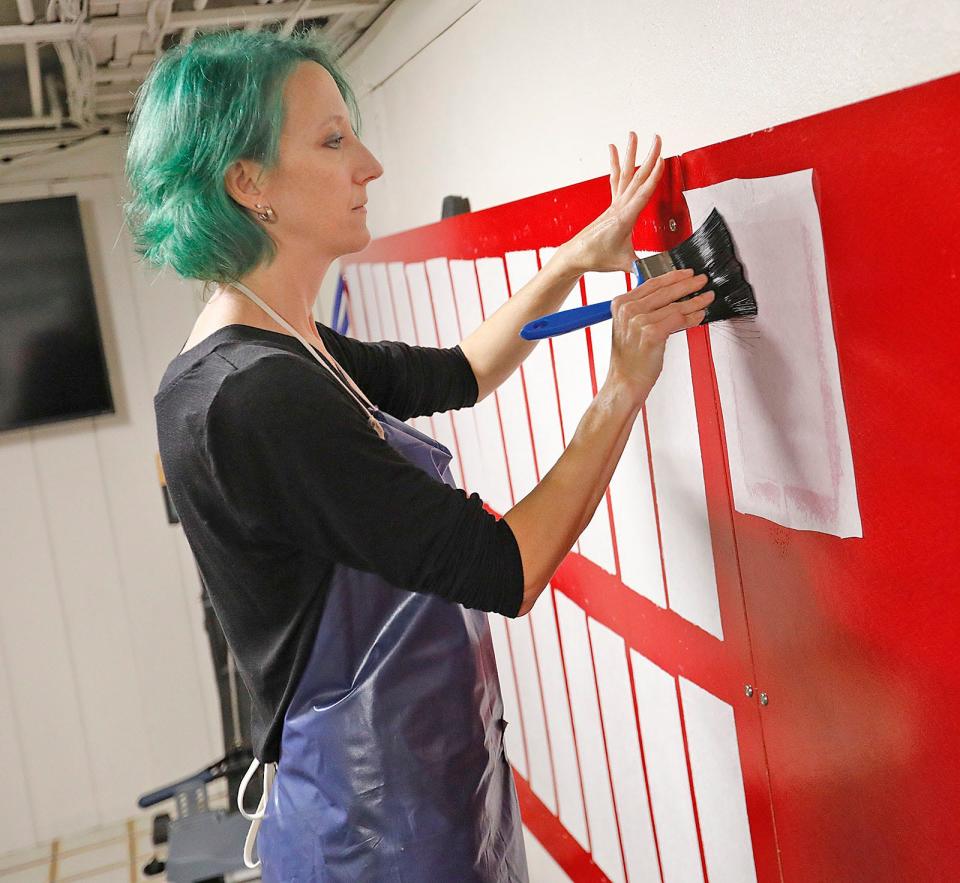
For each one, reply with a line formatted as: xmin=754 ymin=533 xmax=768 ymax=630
xmin=0 ymin=194 xmax=114 ymax=433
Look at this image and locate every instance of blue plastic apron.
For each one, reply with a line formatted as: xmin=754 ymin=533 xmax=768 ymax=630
xmin=228 ymin=281 xmax=529 ymax=882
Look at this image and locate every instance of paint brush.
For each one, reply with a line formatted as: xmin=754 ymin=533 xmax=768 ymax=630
xmin=519 ymin=208 xmax=757 ymax=340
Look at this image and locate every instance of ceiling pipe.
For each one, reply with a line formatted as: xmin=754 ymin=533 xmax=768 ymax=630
xmin=94 ymin=64 xmax=151 ymax=83
xmin=0 ymin=115 xmax=65 ymax=131
xmin=0 ymin=0 xmax=385 ymax=134
xmin=278 ymin=0 xmax=310 ymax=35
xmin=180 ymin=0 xmax=207 ymax=44
xmin=0 ymin=124 xmax=118 ymax=156
xmin=0 ymin=0 xmax=377 ymax=43
xmin=43 ymin=72 xmax=64 ymax=124
xmin=52 ymin=40 xmax=83 ymax=124
xmin=15 ymin=0 xmax=36 ymax=25
xmin=24 ymin=42 xmax=44 ymax=116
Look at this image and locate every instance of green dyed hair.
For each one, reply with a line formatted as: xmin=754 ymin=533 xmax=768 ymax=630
xmin=123 ymin=27 xmax=361 ymax=283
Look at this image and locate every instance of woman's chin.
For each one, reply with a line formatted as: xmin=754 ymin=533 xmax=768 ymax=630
xmin=340 ymin=229 xmax=372 ymax=256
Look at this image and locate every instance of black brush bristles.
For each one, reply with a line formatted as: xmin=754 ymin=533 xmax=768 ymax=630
xmin=669 ymin=208 xmax=757 ymax=324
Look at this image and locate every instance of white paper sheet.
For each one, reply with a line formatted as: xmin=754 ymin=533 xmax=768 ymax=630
xmin=683 ymin=170 xmax=862 ymax=538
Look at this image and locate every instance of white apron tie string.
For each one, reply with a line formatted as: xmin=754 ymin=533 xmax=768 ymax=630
xmin=237 ymin=757 xmax=277 ymax=869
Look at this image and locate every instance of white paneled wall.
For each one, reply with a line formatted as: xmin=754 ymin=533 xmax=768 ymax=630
xmin=0 ymin=139 xmax=342 ymax=854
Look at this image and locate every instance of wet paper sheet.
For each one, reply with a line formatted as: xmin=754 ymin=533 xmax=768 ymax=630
xmin=683 ymin=170 xmax=862 ymax=538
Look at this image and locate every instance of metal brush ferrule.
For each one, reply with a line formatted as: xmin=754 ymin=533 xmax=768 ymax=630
xmin=635 ymin=251 xmax=677 ymax=280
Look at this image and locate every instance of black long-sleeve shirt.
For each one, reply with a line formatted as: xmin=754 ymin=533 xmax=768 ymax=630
xmin=154 ymin=322 xmax=524 ymax=762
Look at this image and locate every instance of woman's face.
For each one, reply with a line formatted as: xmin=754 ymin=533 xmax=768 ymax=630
xmin=248 ymin=60 xmax=383 ymax=258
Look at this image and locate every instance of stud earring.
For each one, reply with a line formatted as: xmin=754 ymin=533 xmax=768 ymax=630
xmin=254 ymin=203 xmax=277 ymax=223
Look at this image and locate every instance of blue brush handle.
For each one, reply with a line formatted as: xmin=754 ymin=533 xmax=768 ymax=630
xmin=519 ymin=259 xmax=646 ymax=340
xmin=520 ymin=300 xmax=613 ymax=340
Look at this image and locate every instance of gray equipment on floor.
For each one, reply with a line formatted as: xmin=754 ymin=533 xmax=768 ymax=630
xmin=162 ymin=769 xmax=258 ymax=882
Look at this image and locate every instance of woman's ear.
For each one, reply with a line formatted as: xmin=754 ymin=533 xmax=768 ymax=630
xmin=224 ymin=159 xmax=267 ymax=211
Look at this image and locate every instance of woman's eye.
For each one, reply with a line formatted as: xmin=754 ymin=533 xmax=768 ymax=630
xmin=326 ymin=135 xmax=344 ymax=148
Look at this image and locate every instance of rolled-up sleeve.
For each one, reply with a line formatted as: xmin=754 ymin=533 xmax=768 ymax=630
xmin=203 ymin=354 xmax=523 ymax=617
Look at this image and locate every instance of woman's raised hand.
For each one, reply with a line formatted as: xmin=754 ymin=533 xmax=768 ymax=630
xmin=562 ymin=131 xmax=665 ymax=275
xmin=607 ymin=268 xmax=714 ymax=396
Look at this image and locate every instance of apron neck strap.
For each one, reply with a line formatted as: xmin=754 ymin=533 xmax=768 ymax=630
xmin=226 ymin=280 xmax=385 ymax=440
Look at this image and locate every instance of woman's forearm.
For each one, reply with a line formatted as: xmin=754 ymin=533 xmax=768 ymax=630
xmin=504 ymin=371 xmax=652 ymax=616
xmin=458 ymin=244 xmax=583 ymax=402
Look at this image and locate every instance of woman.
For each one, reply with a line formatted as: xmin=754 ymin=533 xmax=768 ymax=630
xmin=127 ymin=28 xmax=713 ymax=883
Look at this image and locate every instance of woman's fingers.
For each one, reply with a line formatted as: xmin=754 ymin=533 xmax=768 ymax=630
xmin=623 ymin=134 xmax=662 ymax=202
xmin=618 ymin=286 xmax=711 ymax=325
xmin=658 ymin=307 xmax=708 ymax=339
xmin=609 ymin=143 xmax=621 ymax=198
xmin=641 ymin=290 xmax=714 ymax=326
xmin=610 ymin=132 xmax=660 ymax=202
xmin=651 ymin=309 xmax=692 ymax=339
xmin=625 ymin=155 xmax=665 ymax=211
xmin=641 ymin=271 xmax=709 ymax=312
xmin=621 ymin=131 xmax=638 ymax=195
xmin=616 ymin=268 xmax=700 ymax=306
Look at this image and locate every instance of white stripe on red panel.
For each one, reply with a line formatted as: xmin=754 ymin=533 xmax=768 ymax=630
xmin=448 ymin=260 xmax=513 ymax=516
xmin=555 ymin=592 xmax=626 ymax=883
xmin=425 ymin=258 xmax=486 ymax=497
xmin=629 ymin=651 xmax=704 ymax=883
xmin=370 ymin=263 xmax=398 ymax=339
xmin=342 ymin=264 xmax=367 ymax=340
xmin=358 ymin=264 xmax=383 ymax=341
xmin=584 ymin=270 xmax=666 ymax=607
xmin=475 ymin=258 xmax=538 ymax=501
xmin=528 ymin=587 xmax=591 ymax=850
xmin=644 ymin=333 xmax=722 ymax=639
xmin=386 ymin=262 xmax=433 ymax=437
xmin=505 ymin=615 xmax=557 ymax=814
xmin=503 ymin=252 xmax=567 ymax=515
xmin=678 ymin=678 xmax=758 ymax=883
xmin=403 ymin=262 xmax=463 ymax=490
xmin=541 ymin=249 xmax=616 ymax=575
xmin=589 ymin=617 xmax=663 ymax=882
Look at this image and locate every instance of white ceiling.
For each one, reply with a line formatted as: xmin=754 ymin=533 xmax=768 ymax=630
xmin=0 ymin=0 xmax=393 ymax=148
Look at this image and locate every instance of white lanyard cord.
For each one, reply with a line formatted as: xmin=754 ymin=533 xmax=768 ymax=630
xmin=227 ymin=280 xmax=385 ymax=440
xmin=238 ymin=757 xmax=277 ymax=869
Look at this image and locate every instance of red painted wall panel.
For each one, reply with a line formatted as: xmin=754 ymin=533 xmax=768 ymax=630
xmin=342 ymin=70 xmax=960 ymax=881
xmin=678 ymin=72 xmax=960 ymax=882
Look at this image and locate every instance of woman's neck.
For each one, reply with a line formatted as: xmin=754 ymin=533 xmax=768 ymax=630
xmin=217 ymin=251 xmax=335 ymax=345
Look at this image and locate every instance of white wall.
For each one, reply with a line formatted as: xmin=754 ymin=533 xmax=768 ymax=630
xmin=0 ymin=136 xmax=344 ymax=854
xmin=0 ymin=138 xmax=220 ymax=853
xmin=0 ymin=137 xmax=342 ymax=853
xmin=338 ymin=0 xmax=960 ymax=243
xmin=0 ymin=131 xmax=342 ymax=853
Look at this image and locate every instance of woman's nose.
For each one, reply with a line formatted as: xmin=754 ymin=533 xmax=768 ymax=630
xmin=358 ymin=144 xmax=383 ymax=183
